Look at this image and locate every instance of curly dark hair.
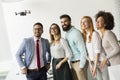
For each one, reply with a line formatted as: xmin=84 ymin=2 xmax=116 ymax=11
xmin=95 ymin=11 xmax=115 ymax=30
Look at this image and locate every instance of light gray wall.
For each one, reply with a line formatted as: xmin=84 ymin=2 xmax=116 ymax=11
xmin=0 ymin=0 xmax=12 ymax=62
xmin=114 ymin=0 xmax=120 ymax=40
xmin=1 ymin=0 xmax=120 ymax=60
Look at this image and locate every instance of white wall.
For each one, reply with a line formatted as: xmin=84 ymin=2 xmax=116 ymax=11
xmin=1 ymin=0 xmax=120 ymax=60
xmin=0 ymin=0 xmax=12 ymax=62
xmin=113 ymin=0 xmax=120 ymax=40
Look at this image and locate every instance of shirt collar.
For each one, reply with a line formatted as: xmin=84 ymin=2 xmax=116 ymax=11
xmin=67 ymin=26 xmax=74 ymax=33
xmin=34 ymin=37 xmax=41 ymax=42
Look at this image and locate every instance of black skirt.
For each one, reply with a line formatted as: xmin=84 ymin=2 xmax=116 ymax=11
xmin=52 ymin=58 xmax=73 ymax=80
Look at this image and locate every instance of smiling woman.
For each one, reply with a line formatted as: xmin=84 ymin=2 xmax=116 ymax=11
xmin=1 ymin=0 xmax=120 ymax=80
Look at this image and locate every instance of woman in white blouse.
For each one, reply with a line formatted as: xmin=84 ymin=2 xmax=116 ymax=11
xmin=49 ymin=23 xmax=73 ymax=80
xmin=80 ymin=16 xmax=109 ymax=80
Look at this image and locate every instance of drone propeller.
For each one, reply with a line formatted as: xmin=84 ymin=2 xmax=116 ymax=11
xmin=15 ymin=12 xmax=18 ymax=15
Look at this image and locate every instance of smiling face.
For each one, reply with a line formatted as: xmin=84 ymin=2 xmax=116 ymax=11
xmin=80 ymin=16 xmax=94 ymax=32
xmin=49 ymin=23 xmax=61 ymax=42
xmin=50 ymin=24 xmax=59 ymax=36
xmin=81 ymin=18 xmax=91 ymax=30
xmin=33 ymin=24 xmax=43 ymax=38
xmin=60 ymin=17 xmax=71 ymax=31
xmin=96 ymin=16 xmax=105 ymax=30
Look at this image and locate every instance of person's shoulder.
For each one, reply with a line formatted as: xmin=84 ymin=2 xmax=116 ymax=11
xmin=105 ymin=30 xmax=118 ymax=43
xmin=72 ymin=27 xmax=81 ymax=34
xmin=21 ymin=37 xmax=33 ymax=44
xmin=105 ymin=30 xmax=115 ymax=37
xmin=72 ymin=26 xmax=80 ymax=32
xmin=41 ymin=37 xmax=49 ymax=42
xmin=60 ymin=38 xmax=68 ymax=46
xmin=60 ymin=38 xmax=67 ymax=42
xmin=92 ymin=31 xmax=100 ymax=36
xmin=92 ymin=31 xmax=101 ymax=41
xmin=23 ymin=36 xmax=33 ymax=41
xmin=106 ymin=30 xmax=113 ymax=34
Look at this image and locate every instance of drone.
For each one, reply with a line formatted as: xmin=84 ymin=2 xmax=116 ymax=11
xmin=15 ymin=10 xmax=31 ymax=16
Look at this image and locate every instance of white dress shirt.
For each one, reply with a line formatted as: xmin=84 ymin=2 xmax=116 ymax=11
xmin=28 ymin=37 xmax=44 ymax=69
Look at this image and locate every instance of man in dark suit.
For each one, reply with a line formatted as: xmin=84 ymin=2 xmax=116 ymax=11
xmin=16 ymin=22 xmax=51 ymax=80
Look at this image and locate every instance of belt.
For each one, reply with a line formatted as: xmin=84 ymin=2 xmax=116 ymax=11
xmin=71 ymin=60 xmax=80 ymax=63
xmin=28 ymin=68 xmax=41 ymax=72
xmin=28 ymin=66 xmax=45 ymax=72
xmin=53 ymin=58 xmax=64 ymax=60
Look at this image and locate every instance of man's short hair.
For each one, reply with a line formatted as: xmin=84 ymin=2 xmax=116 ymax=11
xmin=60 ymin=14 xmax=71 ymax=21
xmin=33 ymin=22 xmax=43 ymax=29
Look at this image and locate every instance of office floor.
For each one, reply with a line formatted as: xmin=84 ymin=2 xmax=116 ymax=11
xmin=2 ymin=70 xmax=53 ymax=80
xmin=2 ymin=61 xmax=53 ymax=80
xmin=0 ymin=71 xmax=8 ymax=80
xmin=0 ymin=61 xmax=53 ymax=80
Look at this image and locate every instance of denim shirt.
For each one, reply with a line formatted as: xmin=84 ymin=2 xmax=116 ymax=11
xmin=65 ymin=26 xmax=87 ymax=68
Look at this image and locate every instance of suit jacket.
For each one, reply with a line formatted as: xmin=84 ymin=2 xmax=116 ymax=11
xmin=16 ymin=37 xmax=51 ymax=68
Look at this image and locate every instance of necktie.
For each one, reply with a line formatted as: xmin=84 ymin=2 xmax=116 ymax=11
xmin=36 ymin=40 xmax=41 ymax=69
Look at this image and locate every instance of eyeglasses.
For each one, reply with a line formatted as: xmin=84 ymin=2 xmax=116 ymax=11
xmin=50 ymin=27 xmax=58 ymax=30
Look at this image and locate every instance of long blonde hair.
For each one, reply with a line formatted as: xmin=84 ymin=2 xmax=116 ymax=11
xmin=80 ymin=16 xmax=94 ymax=42
xmin=49 ymin=23 xmax=61 ymax=45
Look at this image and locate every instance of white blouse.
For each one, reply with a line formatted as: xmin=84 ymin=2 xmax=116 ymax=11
xmin=86 ymin=31 xmax=106 ymax=61
xmin=51 ymin=38 xmax=72 ymax=59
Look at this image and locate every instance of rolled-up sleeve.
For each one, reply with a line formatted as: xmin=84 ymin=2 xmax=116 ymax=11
xmin=75 ymin=32 xmax=87 ymax=68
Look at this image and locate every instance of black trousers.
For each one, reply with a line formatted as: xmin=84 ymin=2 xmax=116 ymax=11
xmin=52 ymin=58 xmax=73 ymax=80
xmin=26 ymin=66 xmax=47 ymax=80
